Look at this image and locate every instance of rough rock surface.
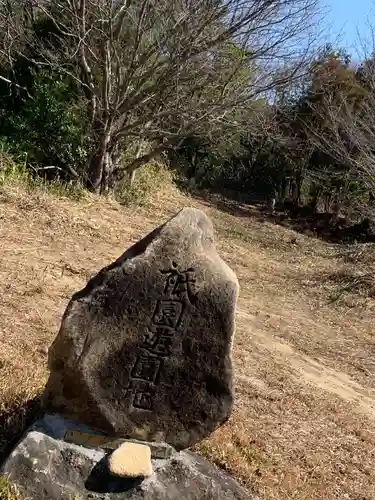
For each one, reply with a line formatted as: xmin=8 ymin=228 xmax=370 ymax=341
xmin=0 ymin=424 xmax=251 ymax=500
xmin=108 ymin=442 xmax=153 ymax=478
xmin=43 ymin=208 xmax=239 ymax=449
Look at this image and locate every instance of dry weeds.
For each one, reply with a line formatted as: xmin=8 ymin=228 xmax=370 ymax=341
xmin=0 ymin=476 xmax=26 ymax=499
xmin=0 ymin=182 xmax=375 ymax=499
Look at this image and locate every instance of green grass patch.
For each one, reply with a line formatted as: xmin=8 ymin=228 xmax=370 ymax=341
xmin=0 ymin=150 xmax=87 ymax=202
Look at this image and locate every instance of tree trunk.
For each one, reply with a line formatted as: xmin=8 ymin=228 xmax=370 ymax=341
xmin=127 ymin=143 xmax=145 ymax=186
xmin=310 ymin=186 xmax=321 ymax=213
xmin=86 ymin=131 xmax=111 ymax=193
xmin=281 ymin=177 xmax=289 ymax=202
xmin=295 ymin=170 xmax=303 ymax=205
xmin=129 ymin=169 xmax=136 ymax=186
xmin=100 ymin=152 xmax=111 ymax=195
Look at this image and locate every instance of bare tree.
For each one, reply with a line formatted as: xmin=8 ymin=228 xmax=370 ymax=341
xmin=291 ymin=28 xmax=375 ymax=203
xmin=0 ymin=0 xmax=322 ymax=192
xmin=301 ymin=77 xmax=375 ymax=197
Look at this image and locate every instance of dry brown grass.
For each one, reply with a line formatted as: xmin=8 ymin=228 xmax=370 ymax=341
xmin=0 ymin=180 xmax=375 ymax=499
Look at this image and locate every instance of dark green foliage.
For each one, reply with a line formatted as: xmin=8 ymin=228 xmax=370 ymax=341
xmin=170 ymin=136 xmax=227 ymax=188
xmin=0 ymin=65 xmax=90 ymax=178
xmin=0 ymin=4 xmax=90 ymax=179
xmin=172 ymin=131 xmax=294 ymax=201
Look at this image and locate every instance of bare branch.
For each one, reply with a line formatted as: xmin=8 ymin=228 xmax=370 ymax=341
xmin=0 ymin=0 xmax=323 ymax=192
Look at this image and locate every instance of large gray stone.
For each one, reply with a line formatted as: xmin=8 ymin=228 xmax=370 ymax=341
xmin=42 ymin=208 xmax=239 ymax=449
xmin=0 ymin=423 xmax=251 ymax=499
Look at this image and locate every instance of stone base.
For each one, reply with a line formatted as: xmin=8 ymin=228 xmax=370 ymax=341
xmin=0 ymin=414 xmax=251 ymax=499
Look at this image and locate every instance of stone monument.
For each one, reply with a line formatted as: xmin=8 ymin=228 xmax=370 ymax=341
xmin=42 ymin=207 xmax=239 ymax=449
xmin=1 ymin=207 xmax=249 ymax=499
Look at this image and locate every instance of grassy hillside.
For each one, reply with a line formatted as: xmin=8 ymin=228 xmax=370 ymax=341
xmin=0 ymin=178 xmax=375 ymax=499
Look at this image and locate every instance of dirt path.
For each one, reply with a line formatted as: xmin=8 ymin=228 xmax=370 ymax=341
xmin=236 ymin=309 xmax=375 ymax=421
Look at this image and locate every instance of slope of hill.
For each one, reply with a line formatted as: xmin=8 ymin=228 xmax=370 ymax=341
xmin=0 ymin=181 xmax=374 ymax=499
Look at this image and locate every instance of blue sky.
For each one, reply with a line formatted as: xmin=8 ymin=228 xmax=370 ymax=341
xmin=327 ymin=0 xmax=374 ymax=53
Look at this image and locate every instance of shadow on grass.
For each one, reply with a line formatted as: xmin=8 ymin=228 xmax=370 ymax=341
xmin=191 ymin=189 xmax=266 ymax=220
xmin=190 ymin=189 xmax=375 ymax=245
xmin=0 ymin=394 xmax=42 ymax=463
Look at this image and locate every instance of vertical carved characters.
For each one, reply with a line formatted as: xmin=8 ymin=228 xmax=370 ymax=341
xmin=126 ymin=263 xmax=196 ymax=411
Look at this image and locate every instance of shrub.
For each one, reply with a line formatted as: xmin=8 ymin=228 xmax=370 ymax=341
xmin=0 ymin=143 xmax=87 ymax=201
xmin=115 ymin=162 xmax=175 ymax=206
xmin=0 ymin=67 xmax=90 ymax=178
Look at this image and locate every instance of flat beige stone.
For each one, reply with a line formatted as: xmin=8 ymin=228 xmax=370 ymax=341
xmin=108 ymin=442 xmax=153 ymax=478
